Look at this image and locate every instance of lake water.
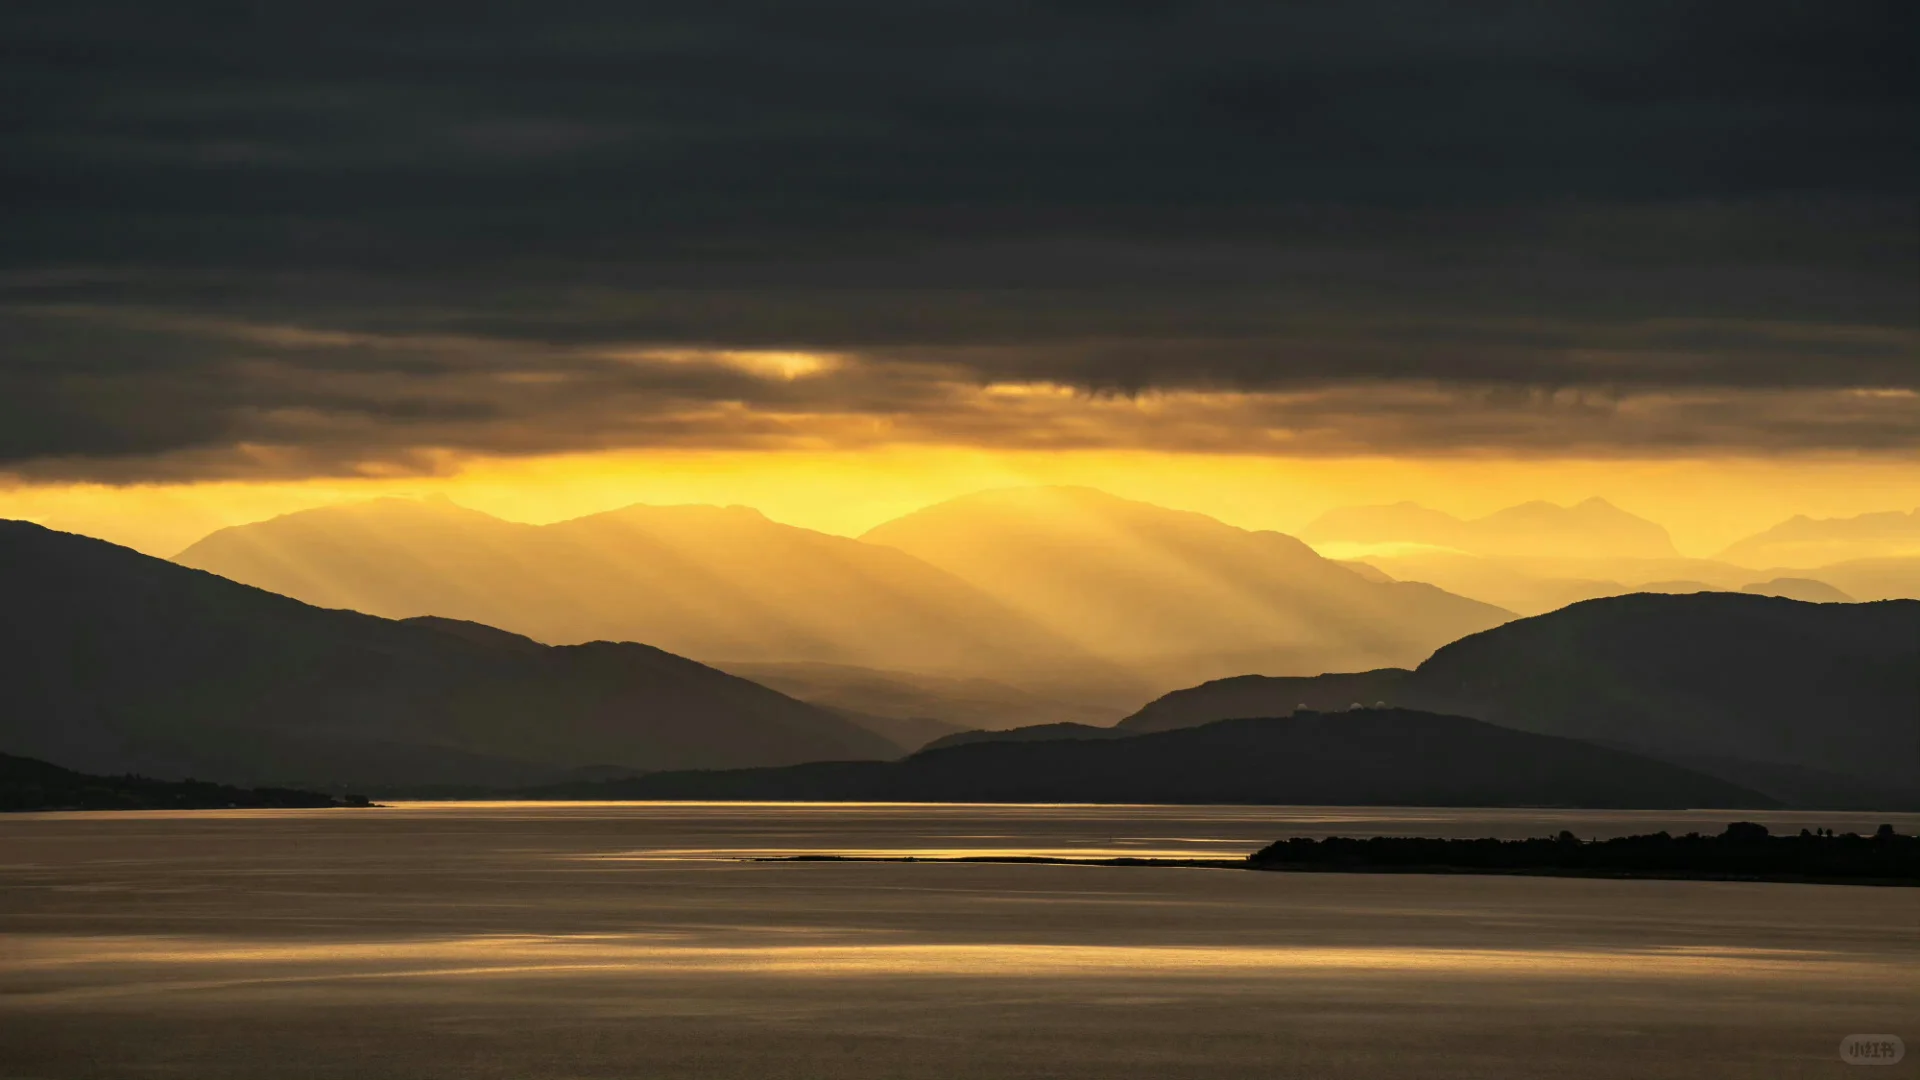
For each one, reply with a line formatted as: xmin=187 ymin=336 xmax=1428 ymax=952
xmin=2 ymin=803 xmax=1915 ymax=1079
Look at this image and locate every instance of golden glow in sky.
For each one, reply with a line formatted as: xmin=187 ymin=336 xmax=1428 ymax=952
xmin=4 ymin=446 xmax=1917 ymax=558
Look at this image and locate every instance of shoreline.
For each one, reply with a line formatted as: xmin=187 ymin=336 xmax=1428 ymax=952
xmin=756 ymin=852 xmax=1920 ymax=887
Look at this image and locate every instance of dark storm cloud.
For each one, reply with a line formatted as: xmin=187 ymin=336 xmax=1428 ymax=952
xmin=1 ymin=1 xmax=1915 ymax=476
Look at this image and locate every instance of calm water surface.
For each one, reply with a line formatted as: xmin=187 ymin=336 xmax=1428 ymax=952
xmin=1 ymin=802 xmax=1915 ymax=1079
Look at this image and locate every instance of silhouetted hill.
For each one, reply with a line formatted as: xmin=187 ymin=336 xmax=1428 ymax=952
xmin=1111 ymin=593 xmax=1920 ymax=806
xmin=1 ymin=751 xmax=363 ymax=811
xmin=175 ymin=498 xmax=1093 ymax=679
xmin=918 ymin=722 xmax=1120 ymax=752
xmin=1302 ymin=498 xmax=1678 ymax=559
xmin=1 ymin=520 xmax=898 ymax=787
xmin=861 ymin=487 xmax=1511 ymax=684
xmin=714 ymin=660 xmax=1142 ymax=732
xmin=1121 ymin=669 xmax=1412 ymax=734
xmin=1638 ymin=752 xmax=1913 ymax=814
xmin=528 ymin=709 xmax=1774 ymax=809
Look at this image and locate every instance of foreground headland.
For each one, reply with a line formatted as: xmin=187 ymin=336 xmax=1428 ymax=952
xmin=0 ymin=752 xmax=368 ymax=811
xmin=767 ymin=822 xmax=1920 ymax=886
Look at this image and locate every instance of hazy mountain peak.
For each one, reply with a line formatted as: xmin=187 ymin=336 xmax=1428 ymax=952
xmin=174 ymin=497 xmax=524 ymax=562
xmin=1719 ymin=507 xmax=1920 ymax=568
xmin=174 ymin=489 xmax=1092 ymax=677
xmin=1305 ymin=496 xmax=1676 ymax=560
xmin=268 ymin=494 xmax=501 ymax=526
xmin=1738 ymin=577 xmax=1854 ymax=604
xmin=172 ymin=483 xmax=1509 ymax=687
xmin=869 ymin=485 xmax=1280 ymax=540
xmin=563 ymin=502 xmax=774 ymax=527
xmin=864 ymin=486 xmax=1508 ymax=683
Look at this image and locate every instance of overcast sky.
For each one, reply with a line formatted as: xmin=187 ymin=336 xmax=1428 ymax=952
xmin=3 ymin=1 xmax=1915 ymax=480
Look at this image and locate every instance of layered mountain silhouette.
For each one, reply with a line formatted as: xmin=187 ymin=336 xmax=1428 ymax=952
xmin=527 ymin=709 xmax=1773 ymax=809
xmin=1123 ymin=670 xmax=1413 ymax=734
xmin=860 ymin=487 xmax=1511 ymax=683
xmin=918 ymin=721 xmax=1122 ymax=752
xmin=716 ymin=661 xmax=1135 ymax=736
xmin=1739 ymin=577 xmax=1853 ymax=603
xmin=1302 ymin=499 xmax=1920 ymax=612
xmin=1300 ymin=498 xmax=1714 ymax=614
xmin=1323 ymin=551 xmax=1628 ymax=616
xmin=1323 ymin=548 xmax=1901 ymax=615
xmin=177 ymin=488 xmax=1511 ymax=687
xmin=1301 ymin=498 xmax=1679 ymax=560
xmin=1800 ymin=557 xmax=1920 ymax=603
xmin=1 ymin=520 xmax=903 ymax=788
xmin=175 ymin=497 xmax=1090 ymax=679
xmin=1720 ymin=508 xmax=1920 ymax=567
xmin=1110 ymin=593 xmax=1920 ymax=807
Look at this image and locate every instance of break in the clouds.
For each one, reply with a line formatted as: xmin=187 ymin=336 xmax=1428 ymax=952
xmin=2 ymin=2 xmax=1915 ymax=478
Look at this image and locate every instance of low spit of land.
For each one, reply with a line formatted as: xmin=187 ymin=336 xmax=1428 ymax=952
xmin=766 ymin=821 xmax=1920 ymax=886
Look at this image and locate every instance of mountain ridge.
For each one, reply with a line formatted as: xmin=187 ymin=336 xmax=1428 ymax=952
xmin=176 ymin=495 xmax=1095 ymax=680
xmin=861 ymin=486 xmax=1512 ymax=683
xmin=177 ymin=487 xmax=1513 ymax=687
xmin=1719 ymin=508 xmax=1920 ymax=568
xmin=1106 ymin=592 xmax=1920 ymax=806
xmin=525 ymin=708 xmax=1775 ymax=809
xmin=2 ymin=520 xmax=903 ymax=787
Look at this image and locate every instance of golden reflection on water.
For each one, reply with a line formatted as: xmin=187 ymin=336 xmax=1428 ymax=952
xmin=574 ymin=846 xmax=1254 ymax=861
xmin=6 ymin=933 xmax=1885 ymax=986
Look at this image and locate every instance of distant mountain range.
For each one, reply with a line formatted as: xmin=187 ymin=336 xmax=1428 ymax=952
xmin=526 ymin=709 xmax=1773 ymax=809
xmin=1800 ymin=557 xmax=1920 ymax=604
xmin=1112 ymin=593 xmax=1920 ymax=807
xmin=1301 ymin=498 xmax=1680 ymax=560
xmin=9 ymin=515 xmax=1912 ymax=811
xmin=1323 ymin=547 xmax=1920 ymax=616
xmin=176 ymin=487 xmax=1512 ymax=687
xmin=860 ymin=487 xmax=1510 ymax=683
xmin=174 ymin=496 xmax=1091 ymax=682
xmin=1719 ymin=508 xmax=1920 ymax=567
xmin=1300 ymin=499 xmax=1920 ymax=614
xmin=1 ymin=520 xmax=903 ymax=788
xmin=1738 ymin=577 xmax=1853 ymax=603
